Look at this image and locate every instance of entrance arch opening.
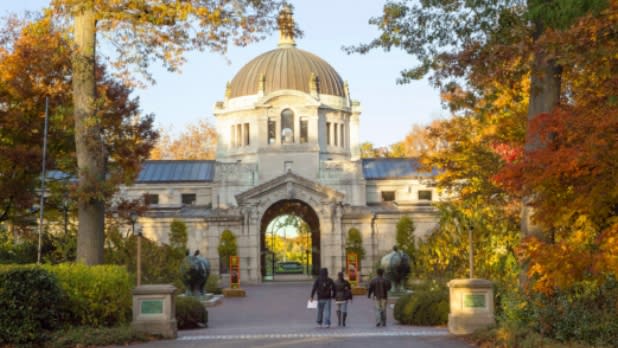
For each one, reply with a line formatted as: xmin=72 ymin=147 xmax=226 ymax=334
xmin=260 ymin=199 xmax=320 ymax=281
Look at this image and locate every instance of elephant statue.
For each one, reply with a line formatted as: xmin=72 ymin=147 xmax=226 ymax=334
xmin=380 ymin=246 xmax=411 ymax=293
xmin=180 ymin=250 xmax=211 ymax=297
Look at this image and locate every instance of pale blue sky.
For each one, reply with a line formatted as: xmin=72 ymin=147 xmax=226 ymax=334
xmin=2 ymin=0 xmax=446 ymax=147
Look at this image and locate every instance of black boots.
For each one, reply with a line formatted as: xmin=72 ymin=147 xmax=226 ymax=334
xmin=336 ymin=311 xmax=348 ymax=327
xmin=380 ymin=310 xmax=386 ymax=326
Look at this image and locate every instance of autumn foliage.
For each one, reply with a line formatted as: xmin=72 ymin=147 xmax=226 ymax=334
xmin=491 ymin=3 xmax=618 ymax=294
xmin=0 ymin=16 xmax=157 ymax=228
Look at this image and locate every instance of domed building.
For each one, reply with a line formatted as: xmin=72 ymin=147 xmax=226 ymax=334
xmin=121 ymin=7 xmax=443 ymax=283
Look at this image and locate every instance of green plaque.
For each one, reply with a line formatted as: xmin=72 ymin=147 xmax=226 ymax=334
xmin=463 ymin=294 xmax=486 ymax=308
xmin=141 ymin=299 xmax=163 ymax=314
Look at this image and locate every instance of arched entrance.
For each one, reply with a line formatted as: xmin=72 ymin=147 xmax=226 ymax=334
xmin=260 ymin=199 xmax=320 ymax=280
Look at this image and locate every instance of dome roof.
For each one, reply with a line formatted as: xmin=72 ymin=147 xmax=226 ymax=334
xmin=228 ymin=46 xmax=346 ymax=98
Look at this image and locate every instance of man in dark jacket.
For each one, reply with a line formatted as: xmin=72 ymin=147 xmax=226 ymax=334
xmin=310 ymin=268 xmax=335 ymax=327
xmin=368 ymin=268 xmax=391 ymax=327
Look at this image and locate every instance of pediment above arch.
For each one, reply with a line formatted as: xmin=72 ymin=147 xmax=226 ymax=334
xmin=235 ymin=171 xmax=344 ymax=207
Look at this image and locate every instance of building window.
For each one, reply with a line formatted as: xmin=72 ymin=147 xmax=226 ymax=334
xmin=418 ymin=190 xmax=433 ymax=201
xmin=326 ymin=122 xmax=331 ymax=145
xmin=281 ymin=109 xmax=294 ymax=144
xmin=284 ymin=160 xmax=293 ymax=173
xmin=381 ymin=191 xmax=395 ymax=202
xmin=230 ymin=126 xmax=235 ymax=147
xmin=144 ymin=193 xmax=159 ymax=205
xmin=340 ymin=123 xmax=345 ymax=148
xmin=243 ymin=123 xmax=250 ymax=146
xmin=268 ymin=118 xmax=276 ymax=144
xmin=181 ymin=193 xmax=196 ymax=205
xmin=300 ymin=117 xmax=308 ymax=143
xmin=334 ymin=122 xmax=338 ymax=146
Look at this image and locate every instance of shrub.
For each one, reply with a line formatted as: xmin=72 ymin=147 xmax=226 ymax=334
xmin=176 ymin=296 xmax=208 ymax=329
xmin=47 ymin=325 xmax=154 ymax=348
xmin=105 ymin=226 xmax=185 ymax=288
xmin=0 ymin=267 xmax=68 ymax=344
xmin=44 ymin=263 xmax=132 ymax=327
xmin=527 ymin=278 xmax=618 ymax=347
xmin=206 ymin=273 xmax=222 ymax=294
xmin=394 ymin=282 xmax=448 ymax=326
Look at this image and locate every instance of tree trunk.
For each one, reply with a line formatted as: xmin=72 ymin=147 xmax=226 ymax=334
xmin=73 ymin=6 xmax=105 ymax=265
xmin=521 ymin=17 xmax=562 ymax=237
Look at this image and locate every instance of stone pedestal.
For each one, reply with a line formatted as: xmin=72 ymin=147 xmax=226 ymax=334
xmin=447 ymin=278 xmax=495 ymax=335
xmin=131 ymin=284 xmax=177 ymax=338
xmin=223 ymin=287 xmax=246 ymax=297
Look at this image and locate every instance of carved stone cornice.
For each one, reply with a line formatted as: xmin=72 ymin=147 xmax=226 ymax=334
xmin=235 ymin=170 xmax=344 ymax=206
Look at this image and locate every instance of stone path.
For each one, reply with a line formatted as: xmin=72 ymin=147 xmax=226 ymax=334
xmin=172 ymin=282 xmax=469 ymax=347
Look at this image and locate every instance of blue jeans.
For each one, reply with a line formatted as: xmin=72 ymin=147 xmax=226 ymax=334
xmin=317 ymin=299 xmax=331 ymax=325
xmin=335 ymin=300 xmax=348 ymax=313
xmin=374 ymin=298 xmax=387 ymax=325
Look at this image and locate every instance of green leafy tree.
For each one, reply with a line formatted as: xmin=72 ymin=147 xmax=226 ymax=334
xmin=217 ymin=230 xmax=237 ymax=273
xmin=0 ymin=17 xmax=157 ymax=243
xmin=169 ymin=220 xmax=188 ymax=250
xmin=48 ymin=0 xmax=287 ymax=264
xmin=396 ymin=216 xmax=416 ymax=266
xmin=347 ymin=0 xmax=608 ymax=237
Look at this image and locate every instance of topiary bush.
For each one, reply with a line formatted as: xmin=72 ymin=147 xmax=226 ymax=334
xmin=394 ymin=283 xmax=449 ymax=326
xmin=0 ymin=267 xmax=68 ymax=344
xmin=43 ymin=263 xmax=132 ymax=327
xmin=176 ymin=296 xmax=208 ymax=329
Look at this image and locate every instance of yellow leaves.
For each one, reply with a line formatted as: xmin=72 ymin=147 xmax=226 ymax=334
xmin=150 ymin=118 xmax=216 ymax=160
xmin=519 ymin=215 xmax=618 ymax=295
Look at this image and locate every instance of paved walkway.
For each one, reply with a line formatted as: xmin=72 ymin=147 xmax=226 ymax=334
xmin=162 ymin=282 xmax=473 ymax=347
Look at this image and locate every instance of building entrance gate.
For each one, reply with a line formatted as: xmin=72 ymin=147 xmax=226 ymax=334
xmin=260 ymin=199 xmax=320 ymax=280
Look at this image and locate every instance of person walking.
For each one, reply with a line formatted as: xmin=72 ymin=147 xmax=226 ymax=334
xmin=334 ymin=271 xmax=353 ymax=327
xmin=368 ymin=268 xmax=391 ymax=327
xmin=310 ymin=268 xmax=335 ymax=328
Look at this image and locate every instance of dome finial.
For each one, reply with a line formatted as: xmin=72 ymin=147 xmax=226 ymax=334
xmin=277 ymin=4 xmax=296 ymax=47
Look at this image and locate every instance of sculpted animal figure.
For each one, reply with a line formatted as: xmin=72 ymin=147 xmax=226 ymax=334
xmin=380 ymin=246 xmax=411 ymax=292
xmin=180 ymin=250 xmax=211 ymax=296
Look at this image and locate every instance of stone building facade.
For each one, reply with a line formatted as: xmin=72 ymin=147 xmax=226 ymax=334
xmin=120 ymin=7 xmax=443 ymax=283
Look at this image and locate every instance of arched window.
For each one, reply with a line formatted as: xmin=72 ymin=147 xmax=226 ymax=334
xmin=281 ymin=109 xmax=294 ymax=144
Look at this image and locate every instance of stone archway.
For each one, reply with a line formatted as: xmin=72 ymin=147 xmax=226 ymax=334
xmin=260 ymin=199 xmax=320 ymax=279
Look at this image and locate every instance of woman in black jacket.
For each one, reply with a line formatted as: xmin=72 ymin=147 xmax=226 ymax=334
xmin=333 ymin=271 xmax=353 ymax=327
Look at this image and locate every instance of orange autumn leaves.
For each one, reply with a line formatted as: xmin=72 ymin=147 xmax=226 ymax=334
xmin=493 ymin=2 xmax=618 ymax=294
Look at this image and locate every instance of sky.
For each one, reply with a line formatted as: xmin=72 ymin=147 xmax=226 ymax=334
xmin=1 ymin=0 xmax=446 ymax=147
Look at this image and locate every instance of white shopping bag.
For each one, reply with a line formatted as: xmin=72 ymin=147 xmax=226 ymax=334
xmin=307 ymin=299 xmax=317 ymax=309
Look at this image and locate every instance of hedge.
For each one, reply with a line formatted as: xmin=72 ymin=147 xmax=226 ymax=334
xmin=394 ymin=287 xmax=449 ymax=326
xmin=43 ymin=263 xmax=132 ymax=327
xmin=0 ymin=267 xmax=67 ymax=344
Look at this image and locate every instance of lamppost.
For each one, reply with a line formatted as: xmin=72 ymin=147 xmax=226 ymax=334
xmin=130 ymin=211 xmax=141 ymax=286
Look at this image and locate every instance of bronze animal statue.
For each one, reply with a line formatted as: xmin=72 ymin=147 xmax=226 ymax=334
xmin=180 ymin=250 xmax=211 ymax=296
xmin=380 ymin=246 xmax=411 ymax=293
